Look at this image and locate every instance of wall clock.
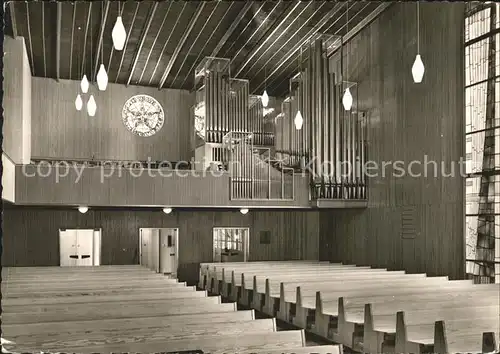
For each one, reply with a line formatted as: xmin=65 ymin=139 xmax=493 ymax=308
xmin=122 ymin=94 xmax=165 ymax=137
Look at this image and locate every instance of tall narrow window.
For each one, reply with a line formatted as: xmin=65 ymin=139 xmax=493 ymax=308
xmin=465 ymin=3 xmax=500 ymax=284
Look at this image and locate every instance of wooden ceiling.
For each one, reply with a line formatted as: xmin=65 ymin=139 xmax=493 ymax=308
xmin=5 ymin=1 xmax=389 ymax=96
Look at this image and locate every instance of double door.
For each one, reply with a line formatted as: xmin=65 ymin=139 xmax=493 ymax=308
xmin=59 ymin=229 xmax=101 ymax=266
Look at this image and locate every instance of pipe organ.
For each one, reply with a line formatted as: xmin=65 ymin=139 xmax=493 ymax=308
xmin=278 ymin=35 xmax=367 ymax=200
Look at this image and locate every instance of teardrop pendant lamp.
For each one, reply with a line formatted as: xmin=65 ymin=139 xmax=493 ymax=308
xmin=342 ymin=2 xmax=353 ymax=111
xmin=412 ymin=1 xmax=425 ymax=83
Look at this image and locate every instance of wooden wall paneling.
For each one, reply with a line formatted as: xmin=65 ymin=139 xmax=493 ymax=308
xmin=320 ymin=3 xmax=465 ymax=279
xmin=2 ymin=207 xmax=320 ymax=284
xmin=30 ymin=78 xmax=194 ymax=161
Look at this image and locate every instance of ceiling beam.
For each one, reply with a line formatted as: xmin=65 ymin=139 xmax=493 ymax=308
xmin=178 ymin=2 xmax=239 ymax=89
xmin=25 ymin=2 xmax=34 ymax=75
xmin=69 ymin=3 xmax=76 ymax=80
xmin=126 ymin=2 xmax=158 ymax=87
xmin=327 ymin=3 xmax=391 ymax=57
xmin=41 ymin=2 xmax=46 ymax=77
xmin=243 ymin=1 xmax=320 ymax=78
xmin=252 ymin=2 xmax=345 ymax=94
xmin=93 ymin=1 xmax=110 ymax=81
xmin=149 ymin=2 xmax=188 ymax=86
xmin=230 ymin=1 xmax=283 ymax=68
xmin=56 ymin=2 xmax=62 ymax=82
xmin=137 ymin=2 xmax=172 ymax=85
xmin=210 ymin=2 xmax=252 ymax=58
xmin=221 ymin=1 xmax=267 ymax=58
xmin=8 ymin=2 xmax=17 ymax=38
xmin=115 ymin=2 xmax=140 ymax=83
xmin=81 ymin=2 xmax=92 ymax=78
xmin=170 ymin=2 xmax=220 ymax=87
xmin=233 ymin=1 xmax=302 ymax=78
xmin=158 ymin=2 xmax=206 ymax=89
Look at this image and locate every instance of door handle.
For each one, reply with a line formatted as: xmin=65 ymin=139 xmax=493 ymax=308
xmin=69 ymin=255 xmax=78 ymax=259
xmin=81 ymin=255 xmax=91 ymax=259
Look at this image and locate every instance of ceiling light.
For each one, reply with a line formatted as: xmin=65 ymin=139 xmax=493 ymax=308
xmin=78 ymin=206 xmax=88 ymax=214
xmin=412 ymin=54 xmax=425 ymax=83
xmin=294 ymin=110 xmax=303 ymax=130
xmin=163 ymin=207 xmax=173 ymax=214
xmin=97 ymin=64 xmax=108 ymax=91
xmin=80 ymin=75 xmax=89 ymax=93
xmin=75 ymin=94 xmax=83 ymax=111
xmin=112 ymin=16 xmax=127 ymax=51
xmin=87 ymin=95 xmax=97 ymax=117
xmin=261 ymin=90 xmax=269 ymax=108
xmin=342 ymin=87 xmax=353 ymax=111
xmin=240 ymin=208 xmax=249 ymax=215
xmin=412 ymin=2 xmax=425 ymax=83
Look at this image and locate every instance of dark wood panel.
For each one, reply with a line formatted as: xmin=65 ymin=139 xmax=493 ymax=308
xmin=320 ymin=3 xmax=465 ymax=280
xmin=15 ymin=165 xmax=312 ymax=208
xmin=30 ymin=77 xmax=194 ymax=161
xmin=2 ymin=207 xmax=319 ymax=284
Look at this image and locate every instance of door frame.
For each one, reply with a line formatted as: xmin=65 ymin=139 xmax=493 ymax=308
xmin=212 ymin=227 xmax=250 ymax=262
xmin=139 ymin=228 xmax=179 ymax=275
xmin=59 ymin=228 xmax=102 ymax=266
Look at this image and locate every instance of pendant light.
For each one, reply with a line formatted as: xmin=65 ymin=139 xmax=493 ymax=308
xmin=112 ymin=2 xmax=126 ymax=51
xmin=87 ymin=10 xmax=96 ymax=117
xmin=295 ymin=21 xmax=303 ymax=131
xmin=81 ymin=75 xmax=89 ymax=93
xmin=75 ymin=94 xmax=83 ymax=111
xmin=78 ymin=206 xmax=89 ymax=214
xmin=163 ymin=207 xmax=173 ymax=214
xmin=342 ymin=2 xmax=353 ymax=111
xmin=87 ymin=95 xmax=97 ymax=117
xmin=261 ymin=65 xmax=269 ymax=107
xmin=96 ymin=2 xmax=108 ymax=91
xmin=412 ymin=1 xmax=425 ymax=83
xmin=240 ymin=208 xmax=249 ymax=215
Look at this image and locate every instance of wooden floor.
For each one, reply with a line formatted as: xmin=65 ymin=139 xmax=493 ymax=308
xmin=1 ymin=265 xmax=342 ymax=354
xmin=201 ymin=261 xmax=500 ymax=354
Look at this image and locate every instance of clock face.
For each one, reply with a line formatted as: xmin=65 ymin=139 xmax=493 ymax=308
xmin=122 ymin=95 xmax=164 ymax=137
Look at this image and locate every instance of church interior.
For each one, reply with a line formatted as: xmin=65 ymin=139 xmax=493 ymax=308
xmin=1 ymin=1 xmax=499 ymax=353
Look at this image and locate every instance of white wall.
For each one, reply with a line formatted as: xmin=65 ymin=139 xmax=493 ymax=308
xmin=2 ymin=154 xmax=15 ymax=202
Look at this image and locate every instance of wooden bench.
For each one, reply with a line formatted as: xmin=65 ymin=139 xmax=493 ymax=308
xmin=3 ymin=296 xmax=235 ymax=324
xmin=280 ymin=275 xmax=445 ymax=324
xmin=336 ymin=284 xmax=499 ymax=350
xmin=434 ymin=317 xmax=499 ymax=353
xmin=212 ymin=263 xmax=347 ymax=295
xmin=3 ymin=289 xmax=208 ymax=310
xmin=250 ymin=269 xmax=402 ymax=312
xmin=12 ymin=318 xmax=278 ymax=351
xmin=263 ymin=273 xmax=433 ymax=320
xmin=198 ymin=261 xmax=327 ymax=289
xmin=393 ymin=305 xmax=500 ymax=354
xmin=17 ymin=329 xmax=308 ymax=354
xmin=2 ymin=310 xmax=256 ymax=337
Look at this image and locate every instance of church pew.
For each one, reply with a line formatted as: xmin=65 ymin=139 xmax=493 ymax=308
xmin=226 ymin=266 xmax=376 ymax=304
xmin=3 ymin=289 xmax=208 ymax=310
xmin=336 ymin=285 xmax=499 ymax=350
xmin=2 ymin=281 xmax=189 ymax=298
xmin=2 ymin=284 xmax=197 ymax=300
xmin=198 ymin=261 xmax=327 ymax=289
xmin=221 ymin=265 xmax=369 ymax=299
xmin=12 ymin=318 xmax=278 ymax=351
xmin=392 ymin=306 xmax=500 ymax=354
xmin=3 ymin=309 xmax=256 ymax=338
xmin=261 ymin=272 xmax=429 ymax=317
xmin=2 ymin=277 xmax=180 ymax=292
xmin=264 ymin=345 xmax=343 ymax=354
xmin=434 ymin=318 xmax=499 ymax=354
xmin=18 ymin=329 xmax=307 ymax=354
xmin=212 ymin=263 xmax=350 ymax=295
xmin=279 ymin=275 xmax=447 ymax=323
xmin=3 ymin=296 xmax=235 ymax=324
xmin=247 ymin=269 xmax=403 ymax=311
xmin=313 ymin=282 xmax=495 ymax=342
xmin=2 ymin=273 xmax=171 ymax=284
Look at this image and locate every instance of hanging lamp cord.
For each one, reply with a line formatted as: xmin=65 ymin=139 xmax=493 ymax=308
xmin=417 ymin=1 xmax=420 ymax=54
